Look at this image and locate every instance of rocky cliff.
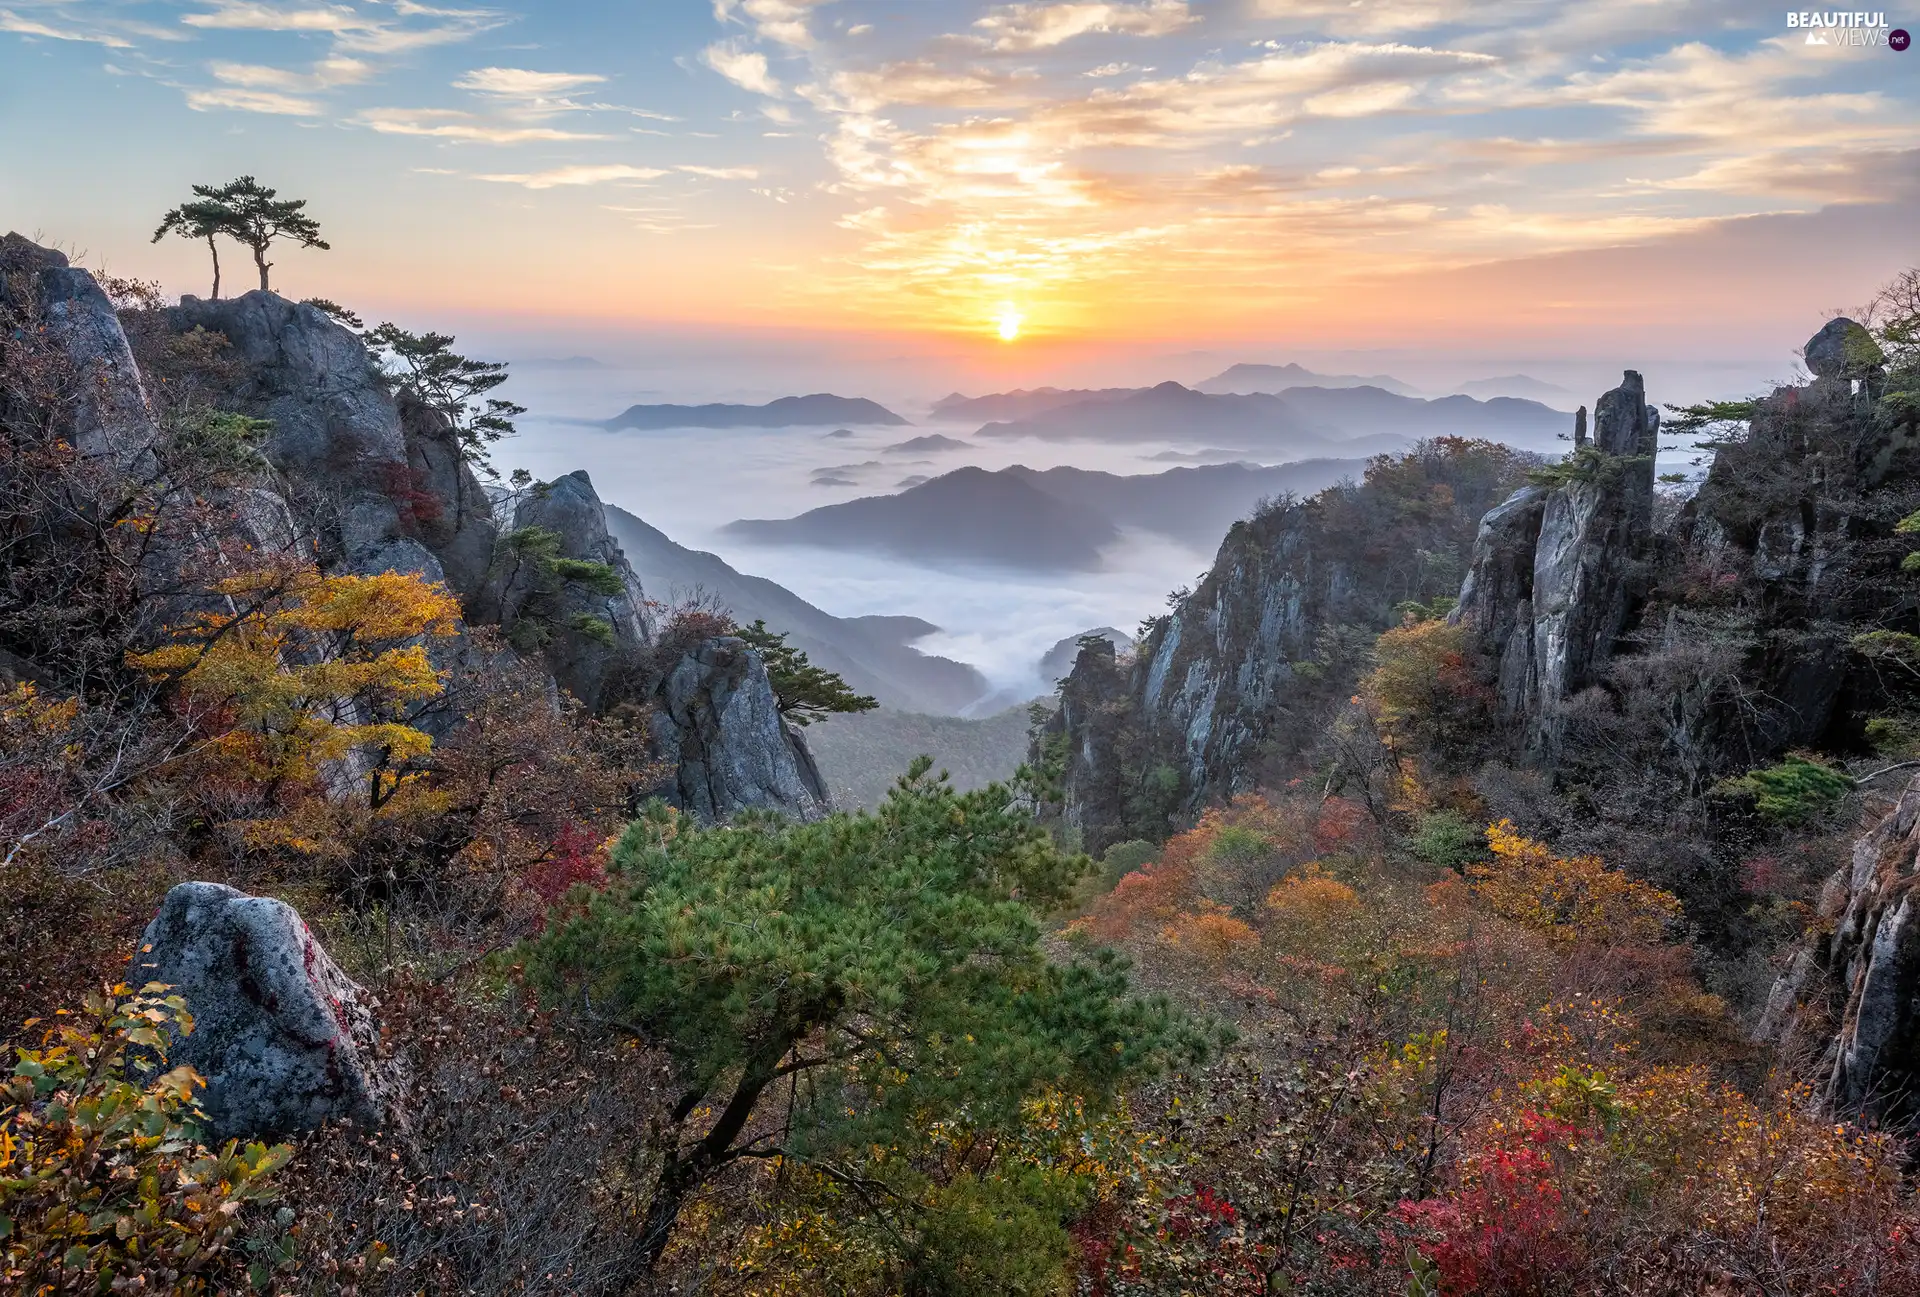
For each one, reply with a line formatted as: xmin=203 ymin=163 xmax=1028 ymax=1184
xmin=1045 ymin=437 xmax=1536 ymax=852
xmin=1 ymin=234 xmax=825 ymax=825
xmin=1051 ymin=324 xmax=1914 ymax=855
xmin=1757 ymin=772 xmax=1920 ymax=1125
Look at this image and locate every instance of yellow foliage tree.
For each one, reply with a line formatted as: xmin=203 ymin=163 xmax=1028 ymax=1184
xmin=1471 ymin=820 xmax=1682 ymax=945
xmin=129 ymin=567 xmax=461 ymax=808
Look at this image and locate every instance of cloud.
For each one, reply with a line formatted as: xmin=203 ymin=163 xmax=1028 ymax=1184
xmin=973 ymin=1 xmax=1194 ymax=52
xmin=0 ymin=7 xmax=133 ymax=46
xmin=715 ymin=0 xmax=827 ymax=49
xmin=181 ymin=2 xmax=362 ymax=32
xmin=186 ymin=85 xmax=324 ymax=114
xmin=703 ymin=43 xmax=782 ymax=96
xmin=474 ymin=163 xmax=669 ymax=188
xmin=678 ymin=164 xmax=759 ymax=179
xmin=357 ymin=106 xmax=609 ymax=142
xmin=180 ymin=0 xmax=505 ymax=54
xmin=455 ymin=66 xmax=608 ymax=98
xmin=208 ymin=56 xmax=371 ymax=91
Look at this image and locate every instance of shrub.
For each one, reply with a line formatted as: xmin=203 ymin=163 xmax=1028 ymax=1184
xmin=1716 ymin=754 xmax=1854 ymax=825
xmin=1 ymin=984 xmax=293 ymax=1293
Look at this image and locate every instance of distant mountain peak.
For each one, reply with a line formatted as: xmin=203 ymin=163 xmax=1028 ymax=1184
xmin=606 ymin=394 xmax=908 ymax=430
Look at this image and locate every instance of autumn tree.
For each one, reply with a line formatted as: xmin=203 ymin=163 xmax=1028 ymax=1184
xmin=128 ymin=566 xmax=462 ymax=812
xmin=522 ymin=762 xmax=1212 ymax=1284
xmin=735 ymin=619 xmax=878 ymax=725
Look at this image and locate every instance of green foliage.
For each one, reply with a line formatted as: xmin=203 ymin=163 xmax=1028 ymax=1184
xmin=1527 ymin=443 xmax=1651 ymax=488
xmin=1717 ymin=755 xmax=1854 ymax=825
xmin=1099 ymin=839 xmax=1159 ymax=889
xmin=897 ymin=1169 xmax=1082 ymax=1296
xmin=1391 ymin=595 xmax=1457 ymax=624
xmin=735 ymin=619 xmax=878 ymax=726
xmin=550 ymin=557 xmax=623 ymax=596
xmin=365 ymin=323 xmax=525 ymax=476
xmin=567 ymin=613 xmax=616 ymax=646
xmin=1410 ymin=808 xmax=1484 ymax=870
xmin=520 ymin=765 xmax=1214 ymax=1275
xmin=1 ymin=984 xmax=294 ymax=1293
xmin=494 ymin=526 xmax=629 ymax=651
xmin=1663 ymin=399 xmax=1759 ymax=448
xmin=154 ymin=176 xmax=327 ymax=295
xmin=165 ymin=409 xmax=271 ymax=478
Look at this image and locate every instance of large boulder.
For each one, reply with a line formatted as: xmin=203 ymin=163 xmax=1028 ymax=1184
xmin=133 ymin=882 xmax=406 ymax=1142
xmin=652 ymin=636 xmax=829 ymax=822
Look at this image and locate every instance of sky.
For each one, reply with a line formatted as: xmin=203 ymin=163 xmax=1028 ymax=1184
xmin=2 ymin=0 xmax=1916 ymax=394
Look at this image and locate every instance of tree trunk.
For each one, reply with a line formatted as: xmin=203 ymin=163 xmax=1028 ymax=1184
xmin=634 ymin=1038 xmax=792 ymax=1276
xmin=254 ymin=243 xmax=271 ymax=293
xmin=205 ymin=235 xmax=221 ymax=299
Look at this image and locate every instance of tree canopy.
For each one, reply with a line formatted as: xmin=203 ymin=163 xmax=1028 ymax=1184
xmin=521 ymin=762 xmax=1215 ymax=1282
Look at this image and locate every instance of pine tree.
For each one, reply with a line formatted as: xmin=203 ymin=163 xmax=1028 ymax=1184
xmin=521 ymin=762 xmax=1215 ymax=1279
xmin=150 ymin=198 xmax=233 ymax=298
xmin=201 ymin=176 xmax=329 ymax=293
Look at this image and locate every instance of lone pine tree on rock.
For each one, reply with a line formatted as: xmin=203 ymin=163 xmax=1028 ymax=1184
xmin=152 ymin=175 xmax=329 ymax=296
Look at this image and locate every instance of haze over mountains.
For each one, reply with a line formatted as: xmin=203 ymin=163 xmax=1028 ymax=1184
xmin=603 ymin=505 xmax=988 ymax=714
xmin=1195 ymin=362 xmax=1417 ymax=396
xmin=970 ymin=380 xmax=1568 ymax=454
xmin=606 ymin=394 xmax=907 ymax=430
xmin=723 ymin=457 xmax=1367 ymax=570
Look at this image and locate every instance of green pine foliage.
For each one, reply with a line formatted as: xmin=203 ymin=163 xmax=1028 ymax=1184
xmin=735 ymin=619 xmax=879 ymax=725
xmin=1718 ymin=755 xmax=1854 ymax=825
xmin=519 ymin=762 xmax=1219 ymax=1278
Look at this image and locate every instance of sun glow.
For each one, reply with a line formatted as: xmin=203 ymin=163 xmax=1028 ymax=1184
xmin=994 ymin=303 xmax=1024 ymax=341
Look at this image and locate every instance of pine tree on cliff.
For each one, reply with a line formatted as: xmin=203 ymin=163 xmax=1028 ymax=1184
xmin=150 ymin=197 xmax=233 ymax=298
xmin=194 ymin=173 xmax=330 ymax=289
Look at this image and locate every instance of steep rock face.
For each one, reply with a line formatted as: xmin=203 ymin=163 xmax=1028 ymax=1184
xmin=1050 ymin=440 xmax=1532 ymax=852
xmin=1527 ymin=374 xmax=1658 ymax=758
xmin=1 ymin=233 xmax=158 ymax=475
xmin=488 ymin=470 xmax=652 ymax=712
xmin=133 ymin=882 xmax=406 ymax=1141
xmin=1450 ymin=373 xmax=1659 ymax=760
xmin=1758 ymin=775 xmax=1920 ymax=1124
xmin=1450 ymin=485 xmax=1546 ymax=720
xmin=397 ymin=392 xmax=498 ymax=606
xmin=652 ymin=636 xmax=828 ymax=823
xmin=164 ymin=291 xmax=496 ymax=594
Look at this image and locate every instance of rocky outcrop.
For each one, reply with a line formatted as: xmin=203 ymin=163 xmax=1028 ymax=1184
xmin=1 ymin=233 xmax=158 ymax=475
xmin=1049 ymin=440 xmax=1532 ymax=852
xmin=651 ymin=636 xmax=828 ymax=822
xmin=1450 ymin=373 xmax=1660 ymax=760
xmin=1757 ymin=775 xmax=1920 ymax=1123
xmin=133 ymin=882 xmax=406 ymax=1141
xmin=163 ymin=290 xmax=498 ymax=594
xmin=486 ymin=470 xmax=652 ymax=712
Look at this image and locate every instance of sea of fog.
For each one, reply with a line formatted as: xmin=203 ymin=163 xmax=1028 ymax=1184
xmin=489 ymin=365 xmax=1226 ymax=701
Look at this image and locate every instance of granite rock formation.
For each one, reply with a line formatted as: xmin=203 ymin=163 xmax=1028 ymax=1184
xmin=133 ymin=882 xmax=406 ymax=1141
xmin=652 ymin=636 xmax=829 ymax=823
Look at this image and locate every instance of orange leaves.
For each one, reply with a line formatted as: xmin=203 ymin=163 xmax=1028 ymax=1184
xmin=1472 ymin=820 xmax=1682 ymax=946
xmin=1161 ymin=904 xmax=1258 ymax=964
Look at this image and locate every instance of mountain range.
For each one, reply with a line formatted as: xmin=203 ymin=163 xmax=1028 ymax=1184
xmin=1195 ymin=362 xmax=1418 ymax=396
xmin=605 ymin=394 xmax=908 ymax=430
xmin=603 ymin=505 xmax=988 ymax=713
xmin=972 ymin=380 xmax=1569 ymax=453
xmin=928 ymin=387 xmax=1140 ymax=423
xmin=722 ymin=457 xmax=1368 ymax=570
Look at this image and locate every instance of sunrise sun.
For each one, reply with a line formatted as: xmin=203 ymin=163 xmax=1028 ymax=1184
xmin=994 ymin=304 xmax=1024 ymax=341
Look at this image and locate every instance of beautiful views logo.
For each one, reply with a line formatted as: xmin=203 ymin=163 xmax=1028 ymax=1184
xmin=1785 ymin=11 xmax=1906 ymax=46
